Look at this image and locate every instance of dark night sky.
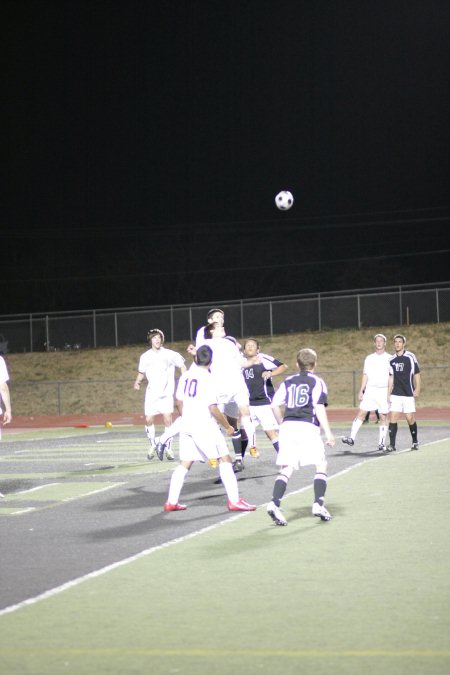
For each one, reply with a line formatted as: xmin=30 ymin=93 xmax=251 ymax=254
xmin=4 ymin=1 xmax=450 ymax=314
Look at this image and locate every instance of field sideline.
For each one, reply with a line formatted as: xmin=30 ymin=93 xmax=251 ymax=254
xmin=0 ymin=426 xmax=449 ymax=675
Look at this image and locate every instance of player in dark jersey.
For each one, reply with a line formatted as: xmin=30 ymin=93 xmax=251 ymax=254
xmin=241 ymin=338 xmax=288 ymax=465
xmin=387 ymin=334 xmax=421 ymax=451
xmin=266 ymin=348 xmax=335 ymax=526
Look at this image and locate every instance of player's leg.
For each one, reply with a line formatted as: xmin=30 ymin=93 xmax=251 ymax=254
xmin=405 ymin=409 xmax=419 ymax=450
xmin=219 ymin=455 xmax=256 ymax=511
xmin=342 ymin=409 xmax=365 ymax=446
xmin=164 ymin=459 xmax=193 ymax=511
xmin=312 ymin=460 xmax=332 ymax=521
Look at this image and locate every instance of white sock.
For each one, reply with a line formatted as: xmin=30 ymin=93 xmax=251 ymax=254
xmin=240 ymin=415 xmax=255 ymax=447
xmin=350 ymin=418 xmax=363 ymax=439
xmin=219 ymin=461 xmax=239 ymax=503
xmin=145 ymin=424 xmax=155 ymax=443
xmin=379 ymin=425 xmax=387 ymax=445
xmin=167 ymin=465 xmax=188 ymax=504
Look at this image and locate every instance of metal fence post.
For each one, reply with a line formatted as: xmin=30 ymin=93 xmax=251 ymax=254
xmin=93 ymin=309 xmax=97 ymax=349
xmin=269 ymin=301 xmax=273 ymax=337
xmin=436 ymin=288 xmax=440 ymax=323
xmin=114 ymin=312 xmax=118 ymax=347
xmin=45 ymin=315 xmax=50 ymax=352
xmin=29 ymin=313 xmax=33 ymax=353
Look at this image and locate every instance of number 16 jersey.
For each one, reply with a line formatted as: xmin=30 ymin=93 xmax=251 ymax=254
xmin=272 ymin=371 xmax=329 ymax=427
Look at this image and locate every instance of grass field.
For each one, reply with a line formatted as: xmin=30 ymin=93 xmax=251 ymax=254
xmin=1 ymin=432 xmax=449 ymax=675
xmin=6 ymin=322 xmax=450 ymax=415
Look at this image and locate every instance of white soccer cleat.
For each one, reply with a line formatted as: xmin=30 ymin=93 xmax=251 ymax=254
xmin=267 ymin=501 xmax=287 ymax=526
xmin=312 ymin=502 xmax=332 ymax=521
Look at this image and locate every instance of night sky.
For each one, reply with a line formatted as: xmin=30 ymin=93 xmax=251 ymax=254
xmin=5 ymin=1 xmax=450 ymax=314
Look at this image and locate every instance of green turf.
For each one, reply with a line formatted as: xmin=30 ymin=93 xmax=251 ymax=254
xmin=0 ymin=440 xmax=449 ymax=675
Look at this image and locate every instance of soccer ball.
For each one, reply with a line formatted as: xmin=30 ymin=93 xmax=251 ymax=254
xmin=275 ymin=190 xmax=294 ymax=211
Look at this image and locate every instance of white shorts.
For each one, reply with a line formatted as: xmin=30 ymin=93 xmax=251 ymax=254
xmin=178 ymin=428 xmax=229 ymax=462
xmin=389 ymin=395 xmax=416 ymax=414
xmin=144 ymin=393 xmax=174 ymax=416
xmin=360 ymin=386 xmax=389 ymax=415
xmin=276 ymin=421 xmax=326 ymax=469
xmin=249 ymin=404 xmax=279 ymax=431
xmin=216 ymin=378 xmax=250 ymax=416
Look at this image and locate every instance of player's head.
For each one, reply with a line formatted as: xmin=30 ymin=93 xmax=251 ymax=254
xmin=243 ymin=338 xmax=259 ymax=356
xmin=195 ymin=345 xmax=213 ymax=367
xmin=205 ymin=322 xmax=225 ymax=339
xmin=373 ymin=333 xmax=387 ymax=350
xmin=297 ymin=348 xmax=317 ymax=371
xmin=147 ymin=328 xmax=165 ymax=346
xmin=393 ymin=334 xmax=406 ymax=352
xmin=206 ymin=308 xmax=224 ymax=326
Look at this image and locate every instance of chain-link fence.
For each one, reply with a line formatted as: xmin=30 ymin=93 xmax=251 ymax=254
xmin=1 ymin=282 xmax=449 ymax=354
xmin=10 ymin=365 xmax=449 ymax=416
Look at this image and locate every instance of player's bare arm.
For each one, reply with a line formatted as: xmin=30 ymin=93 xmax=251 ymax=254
xmin=315 ymin=404 xmax=335 ymax=446
xmin=209 ymin=404 xmax=235 ymax=436
xmin=413 ymin=373 xmax=421 ymax=398
xmin=262 ymin=363 xmax=288 ymax=380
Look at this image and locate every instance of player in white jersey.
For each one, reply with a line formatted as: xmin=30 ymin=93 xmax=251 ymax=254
xmin=162 ymin=345 xmax=256 ymax=512
xmin=134 ymin=329 xmax=186 ymax=460
xmin=0 ymin=355 xmax=12 ymax=447
xmin=341 ymin=334 xmax=391 ymax=452
xmin=194 ymin=308 xmax=225 ymax=347
xmin=266 ymin=348 xmax=335 ymax=526
xmin=201 ymin=322 xmax=258 ymax=458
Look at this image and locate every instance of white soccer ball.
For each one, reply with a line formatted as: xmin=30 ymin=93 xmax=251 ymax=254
xmin=275 ymin=190 xmax=294 ymax=211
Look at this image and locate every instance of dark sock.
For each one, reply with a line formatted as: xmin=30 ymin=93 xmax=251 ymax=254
xmin=388 ymin=422 xmax=398 ymax=447
xmin=272 ymin=475 xmax=288 ymax=507
xmin=241 ymin=430 xmax=248 ymax=458
xmin=232 ymin=430 xmax=242 ymax=457
xmin=314 ymin=472 xmax=327 ymax=505
xmin=273 ymin=440 xmax=279 ymax=453
xmin=409 ymin=422 xmax=418 ymax=443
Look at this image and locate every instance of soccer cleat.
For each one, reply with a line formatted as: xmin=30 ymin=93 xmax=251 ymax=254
xmin=228 ymin=498 xmax=256 ymax=512
xmin=155 ymin=439 xmax=167 ymax=461
xmin=312 ymin=502 xmax=332 ymax=521
xmin=249 ymin=446 xmax=260 ymax=458
xmin=378 ymin=443 xmax=387 ymax=453
xmin=147 ymin=443 xmax=157 ymax=461
xmin=233 ymin=459 xmax=244 ymax=473
xmin=267 ymin=501 xmax=287 ymax=526
xmin=163 ymin=501 xmax=187 ymax=512
xmin=165 ymin=446 xmax=175 ymax=461
xmin=411 ymin=442 xmax=419 ymax=451
xmin=208 ymin=458 xmax=219 ymax=469
xmin=386 ymin=445 xmax=396 ymax=452
xmin=341 ymin=436 xmax=354 ymax=446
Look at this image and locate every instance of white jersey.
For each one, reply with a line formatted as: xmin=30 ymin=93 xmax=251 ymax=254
xmin=0 ymin=356 xmax=9 ymax=385
xmin=363 ymin=351 xmax=391 ymax=388
xmin=137 ymin=347 xmax=185 ymax=398
xmin=176 ymin=363 xmax=220 ymax=435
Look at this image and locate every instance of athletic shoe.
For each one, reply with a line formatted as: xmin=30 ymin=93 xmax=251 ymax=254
xmin=386 ymin=445 xmax=396 ymax=452
xmin=208 ymin=458 xmax=219 ymax=469
xmin=155 ymin=439 xmax=167 ymax=461
xmin=164 ymin=501 xmax=187 ymax=512
xmin=228 ymin=498 xmax=256 ymax=511
xmin=165 ymin=446 xmax=175 ymax=461
xmin=312 ymin=502 xmax=332 ymax=521
xmin=267 ymin=501 xmax=287 ymax=526
xmin=249 ymin=446 xmax=260 ymax=458
xmin=233 ymin=459 xmax=244 ymax=473
xmin=147 ymin=443 xmax=157 ymax=461
xmin=341 ymin=436 xmax=354 ymax=446
xmin=411 ymin=442 xmax=419 ymax=451
xmin=378 ymin=443 xmax=387 ymax=453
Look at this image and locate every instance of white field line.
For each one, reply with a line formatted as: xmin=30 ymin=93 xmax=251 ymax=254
xmin=1 ymin=438 xmax=448 ymax=617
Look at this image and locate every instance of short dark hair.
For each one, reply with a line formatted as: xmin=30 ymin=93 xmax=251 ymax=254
xmin=243 ymin=337 xmax=259 ymax=349
xmin=147 ymin=328 xmax=165 ymax=344
xmin=196 ymin=345 xmax=213 ymax=367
